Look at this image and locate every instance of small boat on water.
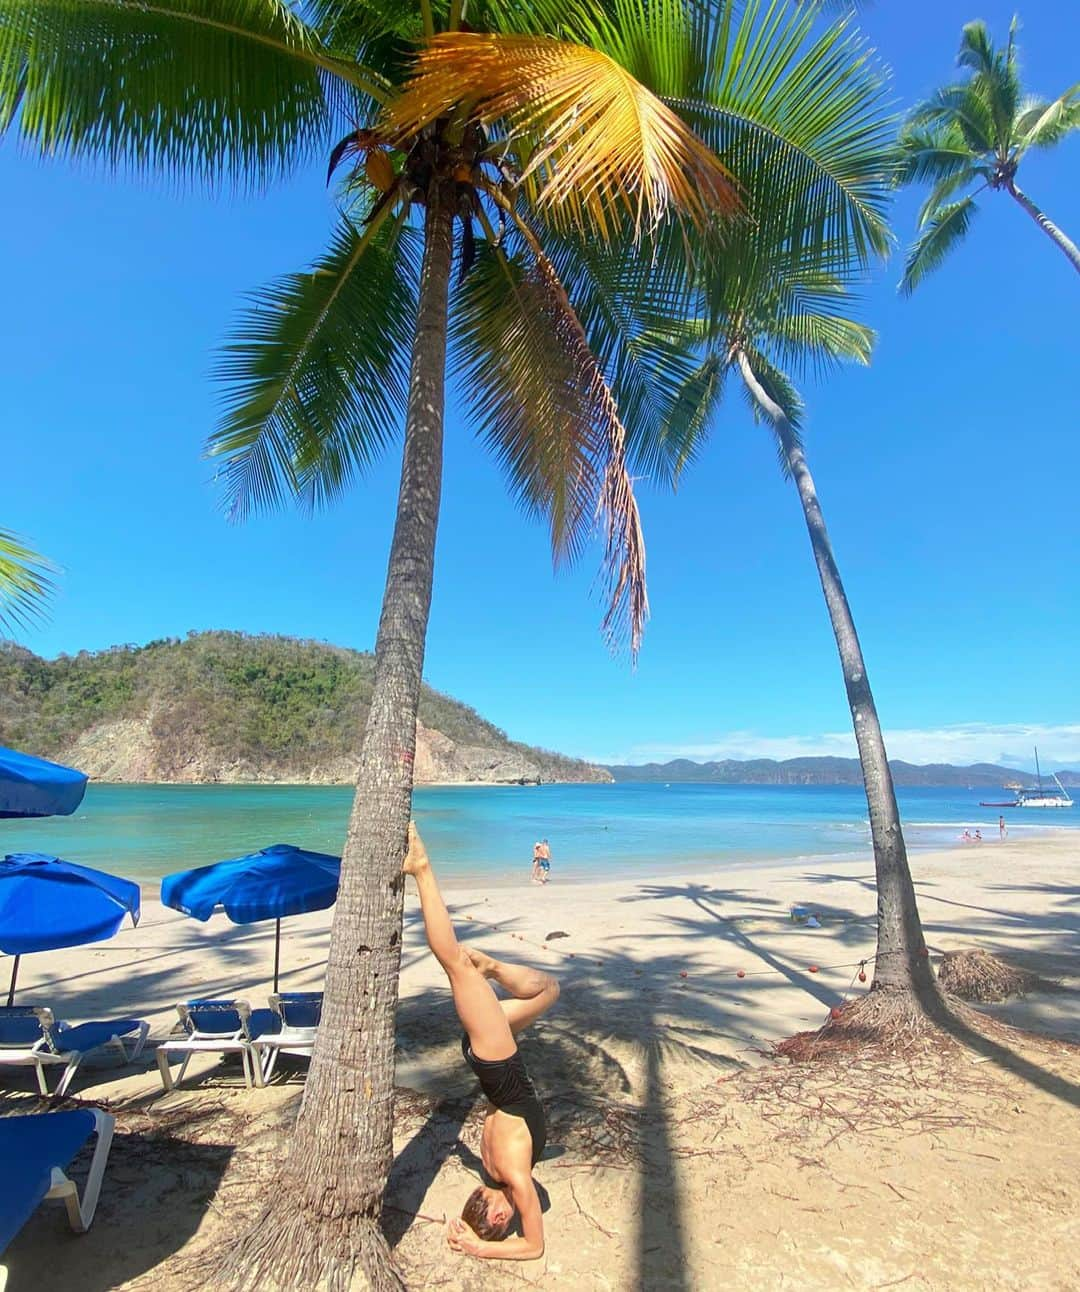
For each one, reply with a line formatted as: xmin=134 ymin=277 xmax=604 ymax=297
xmin=979 ymin=747 xmax=1074 ymax=809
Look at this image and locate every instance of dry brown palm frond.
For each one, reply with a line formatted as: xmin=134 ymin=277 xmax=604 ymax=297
xmin=386 ymin=32 xmax=739 ymax=239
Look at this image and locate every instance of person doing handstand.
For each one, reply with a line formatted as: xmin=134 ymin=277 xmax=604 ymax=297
xmin=403 ymin=822 xmax=558 ymax=1261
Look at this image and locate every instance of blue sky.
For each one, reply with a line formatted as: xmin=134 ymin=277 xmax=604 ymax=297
xmin=3 ymin=1 xmax=1078 ymax=770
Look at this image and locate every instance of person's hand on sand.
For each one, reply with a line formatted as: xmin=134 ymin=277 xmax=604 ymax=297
xmin=402 ymin=821 xmax=430 ymax=876
xmin=447 ymin=1216 xmax=482 ymax=1256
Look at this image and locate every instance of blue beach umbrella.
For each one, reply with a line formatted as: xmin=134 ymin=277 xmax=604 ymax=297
xmin=0 ymin=853 xmax=141 ymax=1005
xmin=0 ymin=747 xmax=88 ymax=819
xmin=160 ymin=844 xmax=341 ymax=991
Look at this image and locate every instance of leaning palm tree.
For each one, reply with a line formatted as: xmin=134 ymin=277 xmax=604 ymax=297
xmin=643 ymin=0 xmax=939 ymax=1018
xmin=666 ymin=254 xmax=938 ymax=1014
xmin=0 ymin=528 xmax=55 ymax=635
xmin=899 ymin=17 xmax=1080 ymax=290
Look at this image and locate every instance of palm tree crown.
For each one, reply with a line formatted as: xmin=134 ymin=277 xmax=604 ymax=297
xmin=899 ymin=17 xmax=1080 ymax=291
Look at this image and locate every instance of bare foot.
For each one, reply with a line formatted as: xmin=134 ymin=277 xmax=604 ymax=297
xmin=464 ymin=946 xmax=498 ymax=978
xmin=402 ymin=821 xmax=430 ymax=876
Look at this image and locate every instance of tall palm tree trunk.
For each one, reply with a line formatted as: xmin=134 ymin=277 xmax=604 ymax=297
xmin=226 ymin=185 xmax=456 ymax=1292
xmin=735 ymin=351 xmax=935 ymax=999
xmin=1006 ymin=181 xmax=1080 ymax=276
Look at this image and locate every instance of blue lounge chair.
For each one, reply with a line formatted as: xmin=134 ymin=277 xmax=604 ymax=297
xmin=254 ymin=991 xmax=322 ymax=1082
xmin=156 ymin=999 xmax=279 ymax=1091
xmin=0 ymin=1109 xmax=115 ymax=1264
xmin=0 ymin=1007 xmax=149 ymax=1097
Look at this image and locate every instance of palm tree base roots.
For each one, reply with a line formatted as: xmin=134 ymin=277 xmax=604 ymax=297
xmin=776 ymin=978 xmax=1020 ymax=1063
xmin=208 ymin=1200 xmax=406 ymax=1292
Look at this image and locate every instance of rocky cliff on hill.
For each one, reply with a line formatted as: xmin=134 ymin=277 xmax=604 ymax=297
xmin=0 ymin=633 xmax=610 ymax=786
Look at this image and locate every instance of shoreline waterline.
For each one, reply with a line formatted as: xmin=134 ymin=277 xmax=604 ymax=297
xmin=6 ymin=780 xmax=1076 ymax=890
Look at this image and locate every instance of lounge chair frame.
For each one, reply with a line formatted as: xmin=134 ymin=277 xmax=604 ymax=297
xmin=254 ymin=991 xmax=321 ymax=1082
xmin=0 ymin=1007 xmax=149 ymax=1097
xmin=156 ymin=999 xmax=274 ymax=1091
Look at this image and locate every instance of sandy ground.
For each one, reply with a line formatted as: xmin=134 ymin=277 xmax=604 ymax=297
xmin=2 ymin=833 xmax=1078 ymax=1290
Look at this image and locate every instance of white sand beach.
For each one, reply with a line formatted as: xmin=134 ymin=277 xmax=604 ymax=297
xmin=3 ymin=833 xmax=1078 ymax=1290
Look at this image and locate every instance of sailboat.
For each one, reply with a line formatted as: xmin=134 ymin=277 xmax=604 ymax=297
xmin=980 ymin=747 xmax=1073 ymax=808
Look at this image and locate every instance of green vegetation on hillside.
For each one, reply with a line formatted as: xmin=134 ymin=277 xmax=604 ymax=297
xmin=0 ymin=631 xmax=598 ymax=780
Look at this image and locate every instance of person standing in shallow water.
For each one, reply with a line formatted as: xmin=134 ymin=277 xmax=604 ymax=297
xmin=999 ymin=815 xmax=1007 ymax=840
xmin=403 ymin=823 xmax=557 ymax=1260
xmin=530 ymin=841 xmax=543 ymax=884
xmin=538 ymin=838 xmax=551 ymax=884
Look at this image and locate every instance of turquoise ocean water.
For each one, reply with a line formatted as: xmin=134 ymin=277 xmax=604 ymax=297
xmin=3 ymin=781 xmax=1077 ymax=887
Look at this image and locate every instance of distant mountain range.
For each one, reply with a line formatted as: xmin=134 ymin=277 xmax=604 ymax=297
xmin=604 ymin=756 xmax=1080 ymax=788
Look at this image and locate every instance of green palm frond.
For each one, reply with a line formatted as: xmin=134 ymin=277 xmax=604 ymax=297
xmin=209 ymin=212 xmax=418 ymax=519
xmin=451 ymin=230 xmax=648 ymax=654
xmin=655 ymin=350 xmax=727 ymax=477
xmin=1014 ymin=87 xmax=1080 ymax=151
xmin=0 ymin=0 xmax=384 ymax=186
xmin=957 ymin=18 xmax=1019 ymax=145
xmin=452 ymin=242 xmax=601 ymax=568
xmin=541 ymin=220 xmax=713 ymax=483
xmin=0 ymin=528 xmax=56 ymax=635
xmin=896 ymin=120 xmax=975 ymax=184
xmin=673 ymin=0 xmax=895 ymax=266
xmin=764 ymin=302 xmax=873 ymax=373
xmin=899 ymin=196 xmax=977 ymax=296
xmin=916 ymin=164 xmax=984 ymax=226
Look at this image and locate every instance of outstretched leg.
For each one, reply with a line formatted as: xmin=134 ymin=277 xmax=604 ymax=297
xmin=404 ymin=824 xmax=517 ymax=1061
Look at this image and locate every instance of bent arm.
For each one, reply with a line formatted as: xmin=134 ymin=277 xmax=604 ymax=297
xmin=481 ymin=1175 xmax=544 ymax=1261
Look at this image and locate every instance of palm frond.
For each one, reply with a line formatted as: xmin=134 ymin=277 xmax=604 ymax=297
xmin=0 ymin=528 xmax=56 ymax=635
xmin=916 ymin=164 xmax=982 ymax=226
xmin=896 ymin=119 xmax=975 ymax=184
xmin=656 ymin=350 xmax=727 ymax=478
xmin=765 ymin=303 xmax=873 ymax=372
xmin=208 ymin=212 xmax=418 ymax=519
xmin=674 ymin=0 xmax=896 ymax=266
xmin=386 ymin=31 xmax=739 ymax=239
xmin=540 ymin=219 xmax=714 ymax=483
xmin=1014 ymin=87 xmax=1080 ymax=151
xmin=958 ymin=18 xmax=1019 ymax=146
xmin=454 ymin=207 xmax=649 ymax=654
xmin=0 ymin=0 xmax=383 ymax=187
xmin=452 ymin=242 xmax=603 ymax=572
xmin=907 ymin=83 xmax=995 ymax=155
xmin=899 ymin=196 xmax=976 ymax=295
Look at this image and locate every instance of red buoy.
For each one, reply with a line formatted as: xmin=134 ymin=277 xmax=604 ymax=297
xmin=679 ymin=970 xmax=688 ymax=979
xmin=808 ymin=965 xmax=819 ymax=973
xmin=858 ymin=971 xmax=867 ymax=983
xmin=736 ymin=969 xmax=746 ymax=979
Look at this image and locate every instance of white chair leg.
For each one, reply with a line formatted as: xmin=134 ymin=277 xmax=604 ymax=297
xmin=54 ymin=1111 xmax=115 ymax=1232
xmin=156 ymin=1047 xmax=175 ymax=1093
xmin=33 ymin=1059 xmax=51 ymax=1097
xmin=128 ymin=1021 xmax=150 ymax=1060
xmin=55 ymin=1056 xmax=82 ymax=1098
xmin=262 ymin=1045 xmax=279 ymax=1083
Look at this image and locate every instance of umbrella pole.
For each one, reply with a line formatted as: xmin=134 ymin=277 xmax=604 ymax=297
xmin=6 ymin=954 xmax=20 ymax=1007
xmin=273 ymin=919 xmax=281 ymax=994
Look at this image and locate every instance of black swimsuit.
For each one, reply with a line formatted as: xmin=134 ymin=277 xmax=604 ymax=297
xmin=461 ymin=1034 xmax=547 ymax=1166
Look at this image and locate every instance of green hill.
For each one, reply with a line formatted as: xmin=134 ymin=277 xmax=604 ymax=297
xmin=0 ymin=632 xmax=609 ymax=785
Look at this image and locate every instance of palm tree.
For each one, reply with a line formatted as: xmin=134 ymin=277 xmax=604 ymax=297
xmin=1 ymin=2 xmax=739 ymax=1286
xmin=648 ymin=1 xmax=938 ymax=1012
xmin=0 ymin=529 xmax=55 ymax=635
xmin=899 ymin=18 xmax=1080 ymax=291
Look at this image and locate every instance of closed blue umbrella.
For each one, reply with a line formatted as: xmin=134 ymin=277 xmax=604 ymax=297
xmin=0 ymin=853 xmax=141 ymax=1005
xmin=160 ymin=844 xmax=341 ymax=991
xmin=0 ymin=747 xmax=88 ymax=819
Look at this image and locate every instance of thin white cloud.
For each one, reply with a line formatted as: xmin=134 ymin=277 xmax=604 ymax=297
xmin=596 ymin=722 xmax=1080 ymax=769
